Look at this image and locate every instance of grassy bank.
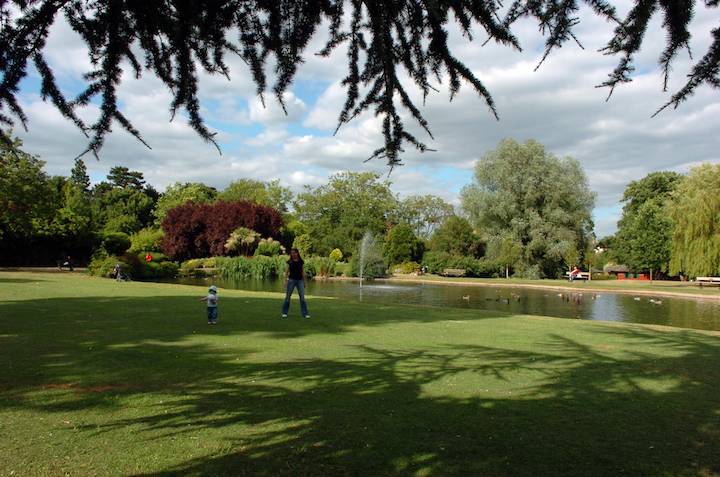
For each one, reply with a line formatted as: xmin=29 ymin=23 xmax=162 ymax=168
xmin=1 ymin=272 xmax=719 ymax=476
xmin=387 ymin=274 xmax=720 ymax=300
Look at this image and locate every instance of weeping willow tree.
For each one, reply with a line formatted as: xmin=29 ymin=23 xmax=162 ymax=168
xmin=1 ymin=0 xmax=718 ymax=167
xmin=669 ymin=163 xmax=720 ymax=278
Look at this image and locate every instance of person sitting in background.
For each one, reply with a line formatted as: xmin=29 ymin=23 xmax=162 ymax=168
xmin=569 ymin=266 xmax=581 ymax=282
xmin=58 ymin=255 xmax=74 ymax=271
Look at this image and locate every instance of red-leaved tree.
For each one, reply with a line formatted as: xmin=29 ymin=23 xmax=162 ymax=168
xmin=162 ymin=200 xmax=283 ymax=260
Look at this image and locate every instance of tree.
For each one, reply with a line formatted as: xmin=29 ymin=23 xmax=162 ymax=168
xmin=669 ymin=163 xmax=720 ymax=278
xmin=488 ymin=235 xmax=523 ymax=279
xmin=461 ymin=139 xmax=595 ymax=278
xmin=154 ymin=182 xmax=217 ymax=224
xmin=219 ymin=179 xmax=269 ymax=204
xmin=51 ymin=181 xmax=94 ymax=239
xmin=612 ymin=171 xmax=680 ymax=273
xmin=620 ymin=172 xmax=683 ymax=217
xmin=1 ymin=134 xmax=96 ymax=265
xmin=625 ymin=200 xmax=673 ymax=281
xmin=0 ymin=135 xmax=54 ymax=242
xmin=429 ymin=215 xmax=477 ymax=257
xmin=265 ymin=180 xmax=294 ymax=215
xmin=2 ymin=1 xmax=715 ymax=166
xmin=218 ymin=178 xmax=293 ymax=213
xmin=95 ymin=188 xmax=155 ymax=235
xmin=395 ymin=195 xmax=454 ymax=239
xmin=162 ymin=201 xmax=283 ymax=260
xmin=128 ymin=227 xmax=165 ymax=254
xmin=70 ymin=158 xmax=90 ymax=193
xmin=384 ymin=223 xmax=424 ymax=265
xmin=294 ymin=172 xmax=398 ymax=256
xmin=107 ymin=166 xmax=146 ymax=190
xmin=292 ymin=234 xmax=313 ymax=259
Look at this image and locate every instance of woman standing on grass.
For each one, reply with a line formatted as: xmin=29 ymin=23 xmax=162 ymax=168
xmin=282 ymin=248 xmax=310 ymax=319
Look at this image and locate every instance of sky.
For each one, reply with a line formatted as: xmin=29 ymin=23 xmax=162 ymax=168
xmin=12 ymin=2 xmax=720 ymax=238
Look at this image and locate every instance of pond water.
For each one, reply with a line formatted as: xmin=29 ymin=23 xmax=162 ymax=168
xmin=164 ymin=277 xmax=720 ymax=332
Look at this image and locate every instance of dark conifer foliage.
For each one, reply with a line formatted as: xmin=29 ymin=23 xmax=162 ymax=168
xmin=0 ymin=1 xmax=717 ymax=167
xmin=70 ymin=157 xmax=90 ymax=192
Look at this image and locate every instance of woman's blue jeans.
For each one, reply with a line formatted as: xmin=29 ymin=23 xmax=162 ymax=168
xmin=282 ymin=279 xmax=309 ymax=317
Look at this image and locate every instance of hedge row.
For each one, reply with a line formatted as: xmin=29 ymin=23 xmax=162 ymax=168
xmin=215 ymin=255 xmax=338 ymax=280
xmin=421 ymin=252 xmax=503 ymax=278
xmin=88 ymin=253 xmax=179 ymax=279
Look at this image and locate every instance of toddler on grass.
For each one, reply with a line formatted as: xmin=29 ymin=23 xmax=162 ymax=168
xmin=200 ymin=285 xmax=219 ymax=325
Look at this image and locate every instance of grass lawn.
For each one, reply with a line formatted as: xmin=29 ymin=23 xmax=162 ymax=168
xmin=1 ymin=271 xmax=719 ymax=477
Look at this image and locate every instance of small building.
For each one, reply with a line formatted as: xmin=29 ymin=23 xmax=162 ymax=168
xmin=603 ymin=264 xmax=649 ymax=280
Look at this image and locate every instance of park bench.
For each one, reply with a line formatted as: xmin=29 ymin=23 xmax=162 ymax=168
xmin=565 ymin=271 xmax=590 ymax=280
xmin=696 ymin=277 xmax=720 ymax=288
xmin=442 ymin=268 xmax=466 ymax=277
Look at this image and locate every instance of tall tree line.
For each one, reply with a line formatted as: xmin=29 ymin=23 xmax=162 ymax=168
xmin=606 ymin=166 xmax=720 ymax=278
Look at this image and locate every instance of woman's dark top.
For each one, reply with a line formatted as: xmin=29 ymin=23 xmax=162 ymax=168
xmin=288 ymin=258 xmax=304 ymax=280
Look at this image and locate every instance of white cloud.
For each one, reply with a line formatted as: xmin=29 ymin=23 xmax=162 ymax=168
xmin=249 ymin=91 xmax=306 ymax=124
xmin=11 ymin=2 xmax=720 ymax=240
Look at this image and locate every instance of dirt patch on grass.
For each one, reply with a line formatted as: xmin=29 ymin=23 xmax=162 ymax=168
xmin=44 ymin=383 xmax=134 ymax=393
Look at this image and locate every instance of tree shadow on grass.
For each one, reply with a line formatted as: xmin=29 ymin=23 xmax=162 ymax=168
xmin=1 ymin=295 xmax=719 ymax=476
xmin=119 ymin=332 xmax=720 ymax=476
xmin=0 ymin=293 xmax=502 ymax=401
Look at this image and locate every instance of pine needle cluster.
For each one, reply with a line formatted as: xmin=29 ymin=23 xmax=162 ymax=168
xmin=1 ymin=1 xmax=717 ymax=167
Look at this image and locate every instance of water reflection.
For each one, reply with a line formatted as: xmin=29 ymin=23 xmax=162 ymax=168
xmin=164 ymin=277 xmax=720 ymax=331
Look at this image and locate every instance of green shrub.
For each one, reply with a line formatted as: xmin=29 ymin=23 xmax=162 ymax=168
xmin=349 ymin=253 xmax=387 ymax=279
xmin=138 ymin=261 xmax=178 ymax=278
xmin=393 ymin=261 xmax=421 ymax=274
xmin=120 ymin=252 xmax=144 ymax=277
xmin=218 ymin=255 xmax=286 ymax=280
xmin=466 ymin=258 xmax=503 ymax=278
xmin=181 ymin=258 xmax=206 ymax=271
xmin=128 ymin=227 xmax=164 ymax=253
xmin=254 ymin=237 xmax=285 ymax=257
xmin=102 ymin=232 xmax=131 ymax=256
xmin=156 ymin=261 xmax=179 ymax=278
xmin=203 ymin=257 xmax=217 ymax=268
xmin=513 ymin=263 xmax=541 ymax=279
xmin=179 ymin=258 xmax=217 ymax=277
xmin=88 ymin=255 xmax=126 ymax=277
xmin=292 ymin=234 xmax=312 ymax=257
xmin=334 ymin=261 xmax=352 ymax=277
xmin=90 ymin=252 xmax=178 ymax=279
xmin=218 ymin=256 xmax=252 ymax=279
xmin=249 ymin=255 xmax=282 ymax=278
xmin=421 ymin=252 xmax=502 ymax=277
xmin=329 ymin=248 xmax=343 ymax=262
xmin=421 ymin=251 xmax=452 ymax=275
xmin=305 ymin=257 xmax=336 ymax=278
xmin=137 ymin=252 xmax=168 ymax=263
xmin=384 ymin=223 xmax=424 ymax=264
xmin=225 ymin=227 xmax=260 ymax=256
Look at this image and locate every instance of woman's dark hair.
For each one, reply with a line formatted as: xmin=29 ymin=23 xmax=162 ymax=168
xmin=289 ymin=248 xmax=302 ymax=261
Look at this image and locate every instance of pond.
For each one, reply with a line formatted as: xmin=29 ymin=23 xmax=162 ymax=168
xmin=161 ymin=277 xmax=720 ymax=332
